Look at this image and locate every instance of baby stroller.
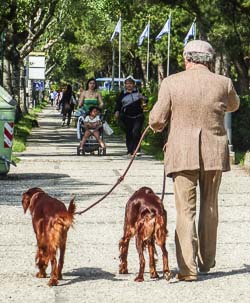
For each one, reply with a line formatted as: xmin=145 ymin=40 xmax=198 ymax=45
xmin=76 ymin=109 xmax=107 ymax=156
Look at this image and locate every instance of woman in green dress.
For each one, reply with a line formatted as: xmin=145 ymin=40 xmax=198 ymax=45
xmin=78 ymin=78 xmax=103 ymax=112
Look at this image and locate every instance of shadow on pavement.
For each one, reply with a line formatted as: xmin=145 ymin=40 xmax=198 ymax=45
xmin=1 ymin=173 xmax=69 ymax=180
xmin=197 ymin=264 xmax=250 ymax=282
xmin=0 ymin=173 xmax=110 ymax=206
xmin=60 ymin=267 xmax=120 ymax=286
xmin=169 ymin=264 xmax=250 ymax=284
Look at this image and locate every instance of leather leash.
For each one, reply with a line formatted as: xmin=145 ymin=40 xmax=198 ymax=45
xmin=161 ymin=169 xmax=166 ymax=202
xmin=75 ymin=124 xmax=166 ymax=215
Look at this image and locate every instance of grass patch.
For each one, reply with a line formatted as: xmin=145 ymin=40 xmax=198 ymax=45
xmin=12 ymin=101 xmax=47 ymax=154
xmin=111 ymin=122 xmax=123 ymax=136
xmin=110 ymin=120 xmax=165 ymax=160
xmin=141 ymin=141 xmax=164 ymax=160
xmin=235 ymin=151 xmax=245 ymax=165
xmin=141 ymin=131 xmax=164 ymax=161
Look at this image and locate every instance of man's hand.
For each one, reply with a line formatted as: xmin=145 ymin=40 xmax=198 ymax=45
xmin=149 ymin=124 xmax=165 ymax=133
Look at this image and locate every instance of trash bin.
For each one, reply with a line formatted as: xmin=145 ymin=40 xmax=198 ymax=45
xmin=0 ymin=86 xmax=17 ymax=175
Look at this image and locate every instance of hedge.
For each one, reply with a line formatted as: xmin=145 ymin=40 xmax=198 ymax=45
xmin=232 ymin=95 xmax=250 ymax=152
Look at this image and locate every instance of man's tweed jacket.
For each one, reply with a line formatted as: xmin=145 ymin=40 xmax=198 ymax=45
xmin=149 ymin=64 xmax=240 ymax=177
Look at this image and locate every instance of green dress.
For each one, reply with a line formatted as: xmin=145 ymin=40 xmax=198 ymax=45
xmin=82 ymin=97 xmax=99 ymax=112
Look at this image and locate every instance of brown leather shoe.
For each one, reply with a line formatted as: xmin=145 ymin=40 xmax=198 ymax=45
xmin=175 ymin=273 xmax=198 ymax=282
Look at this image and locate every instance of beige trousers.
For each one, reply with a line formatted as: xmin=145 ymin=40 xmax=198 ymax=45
xmin=172 ymin=169 xmax=222 ymax=276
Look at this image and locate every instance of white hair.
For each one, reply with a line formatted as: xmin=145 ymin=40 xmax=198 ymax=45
xmin=183 ymin=51 xmax=214 ymax=64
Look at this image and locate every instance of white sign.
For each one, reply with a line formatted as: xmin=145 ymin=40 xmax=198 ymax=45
xmin=28 ymin=56 xmax=45 ymax=68
xmin=45 ymin=80 xmax=50 ymax=88
xmin=28 ymin=67 xmax=45 ymax=80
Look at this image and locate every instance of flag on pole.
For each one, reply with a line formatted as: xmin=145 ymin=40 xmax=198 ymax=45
xmin=155 ymin=17 xmax=171 ymax=41
xmin=110 ymin=18 xmax=121 ymax=42
xmin=184 ymin=22 xmax=196 ymax=45
xmin=138 ymin=23 xmax=150 ymax=46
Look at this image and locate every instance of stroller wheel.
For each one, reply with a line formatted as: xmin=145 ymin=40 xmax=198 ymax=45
xmin=77 ymin=146 xmax=80 ymax=156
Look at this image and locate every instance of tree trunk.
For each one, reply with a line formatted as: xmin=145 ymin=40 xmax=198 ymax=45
xmin=3 ymin=59 xmax=13 ymax=95
xmin=12 ymin=60 xmax=21 ymax=105
xmin=233 ymin=57 xmax=250 ymax=95
xmin=141 ymin=61 xmax=147 ymax=85
xmin=157 ymin=63 xmax=164 ymax=85
xmin=132 ymin=56 xmax=144 ymax=82
xmin=20 ymin=62 xmax=28 ymax=114
xmin=215 ymin=54 xmax=230 ymax=76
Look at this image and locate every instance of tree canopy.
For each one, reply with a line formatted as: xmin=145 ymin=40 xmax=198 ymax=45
xmin=0 ymin=0 xmax=249 ymax=95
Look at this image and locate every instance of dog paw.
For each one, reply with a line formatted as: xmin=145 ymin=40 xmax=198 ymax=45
xmin=36 ymin=272 xmax=46 ymax=278
xmin=48 ymin=278 xmax=58 ymax=286
xmin=163 ymin=271 xmax=173 ymax=281
xmin=150 ymin=272 xmax=159 ymax=279
xmin=134 ymin=276 xmax=144 ymax=282
xmin=58 ymin=274 xmax=63 ymax=280
xmin=119 ymin=266 xmax=128 ymax=274
xmin=119 ymin=268 xmax=128 ymax=274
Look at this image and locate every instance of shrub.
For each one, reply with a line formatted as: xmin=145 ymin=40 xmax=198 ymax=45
xmin=232 ymin=95 xmax=250 ymax=151
xmin=102 ymin=91 xmax=120 ymax=123
xmin=13 ymin=100 xmax=47 ymax=153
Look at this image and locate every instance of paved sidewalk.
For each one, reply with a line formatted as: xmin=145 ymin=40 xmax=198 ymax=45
xmin=0 ymin=106 xmax=249 ymax=303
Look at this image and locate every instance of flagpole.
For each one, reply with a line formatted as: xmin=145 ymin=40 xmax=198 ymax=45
xmin=118 ymin=16 xmax=122 ymax=89
xmin=167 ymin=12 xmax=171 ymax=77
xmin=111 ymin=46 xmax=115 ymax=90
xmin=193 ymin=17 xmax=197 ymax=40
xmin=146 ymin=17 xmax=150 ymax=84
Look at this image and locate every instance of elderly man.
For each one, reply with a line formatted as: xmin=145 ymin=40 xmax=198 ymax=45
xmin=149 ymin=40 xmax=240 ymax=281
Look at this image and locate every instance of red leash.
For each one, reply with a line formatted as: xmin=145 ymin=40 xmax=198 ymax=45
xmin=75 ymin=125 xmax=166 ymax=215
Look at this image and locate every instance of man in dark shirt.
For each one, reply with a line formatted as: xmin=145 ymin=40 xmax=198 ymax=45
xmin=114 ymin=76 xmax=145 ymax=156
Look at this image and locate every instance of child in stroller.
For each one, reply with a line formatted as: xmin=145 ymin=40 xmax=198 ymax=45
xmin=77 ymin=106 xmax=106 ymax=156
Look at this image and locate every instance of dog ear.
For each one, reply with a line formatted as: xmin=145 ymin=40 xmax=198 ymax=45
xmin=21 ymin=188 xmax=44 ymax=214
xmin=22 ymin=193 xmax=30 ymax=214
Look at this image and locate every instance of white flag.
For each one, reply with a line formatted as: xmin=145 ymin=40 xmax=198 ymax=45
xmin=110 ymin=18 xmax=121 ymax=42
xmin=155 ymin=18 xmax=171 ymax=41
xmin=138 ymin=23 xmax=150 ymax=46
xmin=184 ymin=22 xmax=196 ymax=45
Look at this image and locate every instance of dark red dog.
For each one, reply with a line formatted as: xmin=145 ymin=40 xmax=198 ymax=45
xmin=119 ymin=187 xmax=172 ymax=282
xmin=22 ymin=187 xmax=76 ymax=286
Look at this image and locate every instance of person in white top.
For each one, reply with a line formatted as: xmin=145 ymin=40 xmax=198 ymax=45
xmin=50 ymin=91 xmax=54 ymax=106
xmin=79 ymin=106 xmax=105 ymax=151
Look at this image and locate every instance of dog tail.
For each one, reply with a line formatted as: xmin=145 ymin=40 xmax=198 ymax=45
xmin=56 ymin=196 xmax=76 ymax=229
xmin=68 ymin=195 xmax=76 ymax=215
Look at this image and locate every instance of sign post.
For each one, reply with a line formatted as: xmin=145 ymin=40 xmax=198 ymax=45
xmin=26 ymin=52 xmax=45 ymax=107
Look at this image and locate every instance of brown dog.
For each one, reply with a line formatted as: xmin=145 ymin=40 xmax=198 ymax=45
xmin=22 ymin=187 xmax=76 ymax=286
xmin=119 ymin=187 xmax=172 ymax=282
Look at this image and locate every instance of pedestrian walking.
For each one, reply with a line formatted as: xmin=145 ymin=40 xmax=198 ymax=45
xmin=49 ymin=91 xmax=54 ymax=106
xmin=114 ymin=75 xmax=145 ymax=156
xmin=61 ymin=84 xmax=75 ymax=127
xmin=56 ymin=88 xmax=63 ymax=111
xmin=149 ymin=40 xmax=240 ymax=281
